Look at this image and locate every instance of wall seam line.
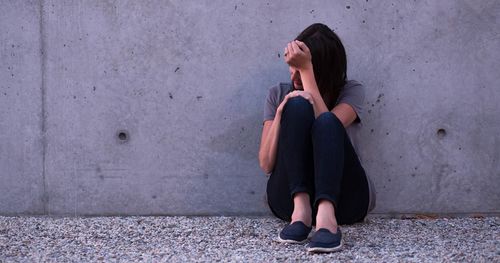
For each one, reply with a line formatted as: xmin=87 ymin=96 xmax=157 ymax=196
xmin=39 ymin=0 xmax=49 ymax=215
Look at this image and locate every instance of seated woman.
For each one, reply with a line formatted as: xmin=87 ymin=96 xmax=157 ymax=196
xmin=258 ymin=23 xmax=375 ymax=253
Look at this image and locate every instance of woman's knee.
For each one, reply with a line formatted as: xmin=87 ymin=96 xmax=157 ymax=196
xmin=282 ymin=96 xmax=314 ymax=122
xmin=312 ymin=112 xmax=344 ymax=136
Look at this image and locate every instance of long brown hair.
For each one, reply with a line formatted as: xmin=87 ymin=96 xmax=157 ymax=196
xmin=295 ymin=23 xmax=347 ymax=110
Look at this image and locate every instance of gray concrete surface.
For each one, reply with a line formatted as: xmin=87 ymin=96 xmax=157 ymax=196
xmin=1 ymin=0 xmax=499 ymax=215
xmin=0 ymin=1 xmax=45 ymax=214
xmin=1 ymin=216 xmax=499 ymax=262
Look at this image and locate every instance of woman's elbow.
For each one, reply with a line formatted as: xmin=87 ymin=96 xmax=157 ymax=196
xmin=258 ymin=156 xmax=273 ymax=174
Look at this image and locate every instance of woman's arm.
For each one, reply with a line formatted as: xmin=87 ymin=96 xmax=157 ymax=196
xmin=299 ymin=69 xmax=329 ymax=117
xmin=299 ymin=58 xmax=358 ymax=128
xmin=259 ymin=91 xmax=316 ymax=174
xmin=258 ymin=94 xmax=288 ymax=174
xmin=286 ymin=41 xmax=329 ymax=118
xmin=331 ymin=103 xmax=358 ymax=128
xmin=286 ymin=41 xmax=359 ymax=128
xmin=258 ymin=119 xmax=281 ymax=174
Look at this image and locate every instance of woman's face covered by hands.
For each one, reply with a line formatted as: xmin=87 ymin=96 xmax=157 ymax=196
xmin=289 ymin=66 xmax=302 ymax=89
xmin=284 ymin=40 xmax=312 ymax=90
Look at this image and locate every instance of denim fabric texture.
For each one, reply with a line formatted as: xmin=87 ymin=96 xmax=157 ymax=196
xmin=266 ymin=97 xmax=370 ymax=225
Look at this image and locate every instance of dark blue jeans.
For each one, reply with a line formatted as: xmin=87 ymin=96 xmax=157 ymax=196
xmin=266 ymin=97 xmax=369 ymax=225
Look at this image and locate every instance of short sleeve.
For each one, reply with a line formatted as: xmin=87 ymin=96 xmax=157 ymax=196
xmin=337 ymin=80 xmax=365 ymax=123
xmin=263 ymin=85 xmax=279 ymax=122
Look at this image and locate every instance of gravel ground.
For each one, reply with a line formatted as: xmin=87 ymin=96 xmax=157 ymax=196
xmin=0 ymin=216 xmax=498 ymax=262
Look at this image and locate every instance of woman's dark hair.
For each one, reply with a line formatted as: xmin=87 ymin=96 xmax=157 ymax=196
xmin=295 ymin=23 xmax=347 ymax=110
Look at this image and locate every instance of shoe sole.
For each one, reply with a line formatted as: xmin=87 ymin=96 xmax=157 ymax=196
xmin=276 ymin=233 xmax=308 ymax=244
xmin=306 ymin=240 xmax=343 ymax=253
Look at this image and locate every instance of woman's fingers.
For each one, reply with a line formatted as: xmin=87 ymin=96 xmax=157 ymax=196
xmin=278 ymin=91 xmax=314 ymax=115
xmin=288 ymin=42 xmax=295 ymax=55
xmin=291 ymin=41 xmax=303 ymax=54
xmin=298 ymin=91 xmax=314 ymax=105
xmin=277 ymin=93 xmax=293 ymax=113
xmin=303 ymin=94 xmax=314 ymax=105
xmin=284 ymin=43 xmax=293 ymax=63
xmin=284 ymin=41 xmax=312 ymax=69
xmin=294 ymin=40 xmax=310 ymax=53
xmin=289 ymin=91 xmax=314 ymax=105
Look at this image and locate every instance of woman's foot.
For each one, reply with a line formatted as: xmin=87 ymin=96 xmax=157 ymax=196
xmin=277 ymin=192 xmax=313 ymax=244
xmin=306 ymin=200 xmax=342 ymax=253
xmin=291 ymin=192 xmax=312 ymax=227
xmin=291 ymin=209 xmax=312 ymax=227
xmin=277 ymin=221 xmax=312 ymax=244
xmin=315 ymin=200 xmax=339 ymax=233
xmin=307 ymin=227 xmax=343 ymax=253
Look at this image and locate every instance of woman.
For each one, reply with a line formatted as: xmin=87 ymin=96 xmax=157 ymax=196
xmin=258 ymin=23 xmax=375 ymax=253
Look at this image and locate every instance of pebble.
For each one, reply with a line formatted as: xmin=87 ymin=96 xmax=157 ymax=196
xmin=0 ymin=216 xmax=498 ymax=262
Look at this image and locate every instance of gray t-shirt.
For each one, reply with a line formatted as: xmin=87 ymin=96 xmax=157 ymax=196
xmin=262 ymin=80 xmax=376 ymax=212
xmin=263 ymin=80 xmax=365 ymax=123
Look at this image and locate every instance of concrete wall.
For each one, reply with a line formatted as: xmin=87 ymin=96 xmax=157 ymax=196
xmin=1 ymin=0 xmax=499 ymax=216
xmin=1 ymin=1 xmax=45 ymax=214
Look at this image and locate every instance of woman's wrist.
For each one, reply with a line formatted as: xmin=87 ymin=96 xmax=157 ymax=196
xmin=299 ymin=68 xmax=329 ymax=116
xmin=298 ymin=67 xmax=314 ymax=79
xmin=274 ymin=111 xmax=283 ymax=121
xmin=299 ymin=68 xmax=319 ymax=94
xmin=298 ymin=63 xmax=314 ymax=73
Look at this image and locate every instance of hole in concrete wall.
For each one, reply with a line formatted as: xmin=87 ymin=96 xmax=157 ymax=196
xmin=117 ymin=130 xmax=129 ymax=142
xmin=437 ymin=128 xmax=446 ymax=139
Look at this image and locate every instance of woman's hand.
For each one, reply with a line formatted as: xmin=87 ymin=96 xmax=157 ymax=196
xmin=284 ymin=40 xmax=313 ymax=71
xmin=276 ymin=90 xmax=315 ymax=116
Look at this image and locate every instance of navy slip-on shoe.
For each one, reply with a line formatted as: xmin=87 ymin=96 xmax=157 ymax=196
xmin=306 ymin=227 xmax=343 ymax=253
xmin=277 ymin=221 xmax=312 ymax=244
